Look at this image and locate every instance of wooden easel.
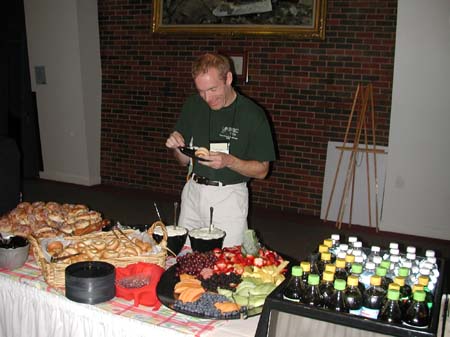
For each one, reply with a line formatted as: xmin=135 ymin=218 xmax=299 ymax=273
xmin=323 ymin=83 xmax=385 ymax=231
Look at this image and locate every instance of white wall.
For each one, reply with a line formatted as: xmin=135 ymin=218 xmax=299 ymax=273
xmin=24 ymin=0 xmax=101 ymax=186
xmin=381 ymin=0 xmax=450 ymax=240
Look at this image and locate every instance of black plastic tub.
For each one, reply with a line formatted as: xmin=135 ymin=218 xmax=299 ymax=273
xmin=65 ymin=261 xmax=116 ymax=304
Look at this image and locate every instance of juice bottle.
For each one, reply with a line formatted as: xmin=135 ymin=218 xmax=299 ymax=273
xmin=360 ymin=275 xmax=386 ymax=319
xmin=334 ymin=258 xmax=348 ymax=280
xmin=301 ymin=274 xmax=322 ymax=307
xmin=327 ymin=279 xmax=348 ymax=313
xmin=319 ymin=271 xmax=335 ymax=308
xmin=417 ymin=275 xmax=434 ymax=310
xmin=375 ymin=266 xmax=393 ymax=291
xmin=378 ymin=289 xmax=402 ymax=323
xmin=403 ymin=290 xmax=430 ymax=328
xmin=300 ymin=261 xmax=311 ymax=285
xmin=344 ymin=275 xmax=363 ymax=316
xmin=283 ymin=266 xmax=304 ymax=303
xmin=324 ymin=263 xmax=336 ymax=274
xmin=345 ymin=254 xmax=355 ymax=273
xmin=350 ymin=263 xmax=366 ymax=295
xmin=317 ymin=252 xmax=332 ymax=277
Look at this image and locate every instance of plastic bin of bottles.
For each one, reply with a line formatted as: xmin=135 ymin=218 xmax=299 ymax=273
xmin=255 ymin=254 xmax=446 ymax=337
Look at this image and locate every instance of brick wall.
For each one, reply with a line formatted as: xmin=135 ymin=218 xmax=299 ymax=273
xmin=98 ymin=0 xmax=397 ymax=216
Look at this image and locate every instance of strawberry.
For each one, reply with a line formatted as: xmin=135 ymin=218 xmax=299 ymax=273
xmin=254 ymin=257 xmax=264 ymax=267
xmin=213 ymin=248 xmax=223 ymax=258
xmin=215 ymin=259 xmax=228 ymax=271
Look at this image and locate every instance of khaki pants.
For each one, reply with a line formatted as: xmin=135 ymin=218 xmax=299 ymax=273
xmin=178 ymin=178 xmax=248 ymax=247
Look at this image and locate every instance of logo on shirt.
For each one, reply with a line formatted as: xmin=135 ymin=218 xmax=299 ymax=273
xmin=219 ymin=126 xmax=239 ymax=140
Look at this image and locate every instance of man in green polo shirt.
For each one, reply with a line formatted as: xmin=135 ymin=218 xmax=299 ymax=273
xmin=165 ymin=53 xmax=276 ymax=247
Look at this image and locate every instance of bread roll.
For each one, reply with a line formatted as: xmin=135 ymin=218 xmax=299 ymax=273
xmin=195 ymin=147 xmax=209 ymax=157
xmin=47 ymin=241 xmax=64 ymax=255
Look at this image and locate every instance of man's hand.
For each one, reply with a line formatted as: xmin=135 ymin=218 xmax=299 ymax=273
xmin=165 ymin=131 xmax=190 ymax=166
xmin=199 ymin=152 xmax=269 ymax=179
xmin=165 ymin=131 xmax=185 ymax=149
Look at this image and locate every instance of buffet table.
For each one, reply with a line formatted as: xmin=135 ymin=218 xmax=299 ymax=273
xmin=0 ymin=252 xmax=259 ymax=337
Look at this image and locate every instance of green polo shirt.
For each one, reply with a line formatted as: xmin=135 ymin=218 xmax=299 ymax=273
xmin=175 ymin=93 xmax=276 ymax=185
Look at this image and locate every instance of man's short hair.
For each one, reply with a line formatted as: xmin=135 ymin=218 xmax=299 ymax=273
xmin=192 ymin=53 xmax=231 ymax=81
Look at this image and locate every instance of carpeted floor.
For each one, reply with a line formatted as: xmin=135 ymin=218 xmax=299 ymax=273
xmin=21 ymin=178 xmax=449 ymax=292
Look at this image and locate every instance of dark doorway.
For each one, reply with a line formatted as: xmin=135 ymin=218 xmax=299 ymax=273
xmin=2 ymin=0 xmax=43 ymax=178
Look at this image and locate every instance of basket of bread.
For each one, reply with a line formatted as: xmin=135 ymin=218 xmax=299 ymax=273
xmin=0 ymin=201 xmax=109 ymax=238
xmin=29 ymin=221 xmax=168 ymax=288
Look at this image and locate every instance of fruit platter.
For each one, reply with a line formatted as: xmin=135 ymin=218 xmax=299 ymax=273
xmin=157 ymin=240 xmax=288 ymax=320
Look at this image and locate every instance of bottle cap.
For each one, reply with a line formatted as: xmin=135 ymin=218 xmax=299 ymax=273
xmin=398 ymin=267 xmax=410 ymax=277
xmin=334 ymin=279 xmax=346 ymax=291
xmin=331 ymin=234 xmax=340 ymax=241
xmin=389 ymin=242 xmax=399 ymax=250
xmin=390 ymin=248 xmax=400 ymax=256
xmin=427 ymin=256 xmax=437 ymax=265
xmin=372 ymin=255 xmax=382 ymax=265
xmin=348 ymin=236 xmax=357 ymax=244
xmin=370 ymin=275 xmax=382 ymax=286
xmin=322 ymin=271 xmax=334 ymax=282
xmin=336 ymin=258 xmax=346 ymax=268
xmin=325 ymin=263 xmax=336 ymax=273
xmin=321 ymin=252 xmax=331 ymax=261
xmin=413 ymin=290 xmax=426 ymax=302
xmin=351 ymin=263 xmax=363 ymax=274
xmin=345 ymin=254 xmax=355 ymax=263
xmin=300 ymin=261 xmax=311 ymax=272
xmin=387 ymin=289 xmax=400 ymax=301
xmin=323 ymin=239 xmax=333 ymax=248
xmin=371 ymin=245 xmax=381 ymax=253
xmin=355 ymin=255 xmax=364 ymax=264
xmin=388 ymin=283 xmax=400 ymax=291
xmin=419 ymin=268 xmax=431 ymax=276
xmin=292 ymin=266 xmax=303 ymax=277
xmin=339 ymin=243 xmax=349 ymax=252
xmin=365 ymin=261 xmax=376 ymax=270
xmin=394 ymin=276 xmax=406 ymax=286
xmin=406 ymin=252 xmax=416 ymax=260
xmin=347 ymin=275 xmax=359 ymax=287
xmin=402 ymin=260 xmax=413 ymax=269
xmin=423 ymin=262 xmax=434 ymax=270
xmin=425 ymin=250 xmax=435 ymax=258
xmin=353 ymin=241 xmax=363 ymax=248
xmin=308 ymin=274 xmax=320 ymax=285
xmin=318 ymin=244 xmax=329 ymax=253
xmin=390 ymin=255 xmax=400 ymax=263
xmin=376 ymin=266 xmax=387 ymax=277
xmin=353 ymin=250 xmax=362 ymax=257
xmin=380 ymin=260 xmax=391 ymax=269
xmin=406 ymin=246 xmax=416 ymax=254
xmin=412 ymin=284 xmax=424 ymax=293
xmin=418 ymin=275 xmax=429 ymax=286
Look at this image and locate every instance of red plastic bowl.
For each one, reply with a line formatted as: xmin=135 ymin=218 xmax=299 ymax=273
xmin=115 ymin=262 xmax=165 ymax=308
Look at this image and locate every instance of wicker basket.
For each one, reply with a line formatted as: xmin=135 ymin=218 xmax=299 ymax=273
xmin=30 ymin=221 xmax=168 ymax=288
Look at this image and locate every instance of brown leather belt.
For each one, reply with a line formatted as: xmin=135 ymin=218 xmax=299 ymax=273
xmin=191 ymin=174 xmax=224 ymax=187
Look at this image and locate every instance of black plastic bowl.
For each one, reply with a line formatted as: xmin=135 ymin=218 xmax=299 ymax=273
xmin=153 ymin=226 xmax=188 ymax=256
xmin=188 ymin=228 xmax=226 ymax=253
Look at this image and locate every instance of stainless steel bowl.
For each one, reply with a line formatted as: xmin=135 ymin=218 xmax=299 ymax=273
xmin=0 ymin=235 xmax=30 ymax=270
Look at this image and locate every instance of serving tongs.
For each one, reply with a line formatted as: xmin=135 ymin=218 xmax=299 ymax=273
xmin=50 ymin=252 xmax=81 ymax=263
xmin=112 ymin=222 xmax=141 ymax=250
xmin=0 ymin=232 xmax=11 ymax=245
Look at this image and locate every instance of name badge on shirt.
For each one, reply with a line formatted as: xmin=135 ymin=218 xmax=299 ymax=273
xmin=210 ymin=142 xmax=229 ymax=154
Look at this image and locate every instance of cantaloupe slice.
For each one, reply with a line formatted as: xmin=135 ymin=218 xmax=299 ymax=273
xmin=178 ymin=287 xmax=205 ymax=303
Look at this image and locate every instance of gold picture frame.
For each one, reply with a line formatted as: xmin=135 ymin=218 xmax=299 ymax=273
xmin=152 ymin=0 xmax=327 ymax=39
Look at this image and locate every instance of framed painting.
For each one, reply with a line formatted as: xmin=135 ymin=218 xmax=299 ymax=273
xmin=152 ymin=0 xmax=327 ymax=39
xmin=219 ymin=50 xmax=249 ymax=84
